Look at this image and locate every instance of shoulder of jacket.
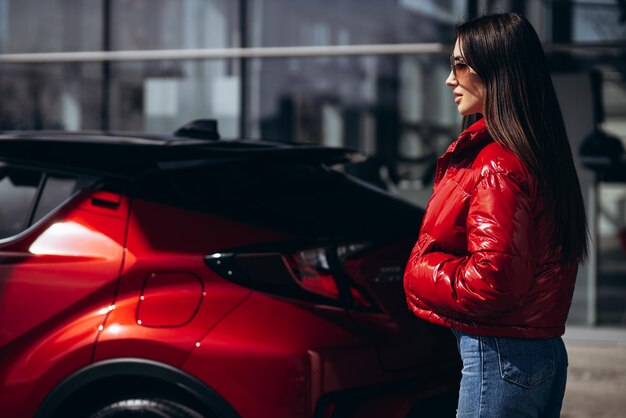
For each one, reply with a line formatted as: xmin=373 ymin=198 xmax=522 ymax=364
xmin=474 ymin=141 xmax=528 ymax=178
xmin=471 ymin=141 xmax=536 ymax=196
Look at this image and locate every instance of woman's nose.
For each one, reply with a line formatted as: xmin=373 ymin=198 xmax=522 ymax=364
xmin=446 ymin=70 xmax=457 ymax=87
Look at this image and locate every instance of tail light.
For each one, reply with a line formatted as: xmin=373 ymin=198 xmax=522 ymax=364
xmin=285 ymin=248 xmax=340 ymax=299
xmin=204 ymin=243 xmax=378 ymax=311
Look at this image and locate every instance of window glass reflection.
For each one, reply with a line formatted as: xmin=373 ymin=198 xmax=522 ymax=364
xmin=0 ymin=0 xmax=101 ymax=54
xmin=108 ymin=60 xmax=239 ymax=136
xmin=32 ymin=176 xmax=95 ymax=224
xmin=0 ymin=63 xmax=103 ymax=131
xmin=0 ymin=167 xmax=41 ymax=239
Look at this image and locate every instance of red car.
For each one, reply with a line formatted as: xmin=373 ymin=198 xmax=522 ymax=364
xmin=0 ymin=121 xmax=459 ymax=418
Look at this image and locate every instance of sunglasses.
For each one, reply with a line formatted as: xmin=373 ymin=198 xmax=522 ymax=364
xmin=450 ymin=54 xmax=469 ymax=79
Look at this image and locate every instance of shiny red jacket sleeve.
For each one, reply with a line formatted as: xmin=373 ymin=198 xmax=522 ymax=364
xmin=404 ymin=170 xmax=534 ymax=319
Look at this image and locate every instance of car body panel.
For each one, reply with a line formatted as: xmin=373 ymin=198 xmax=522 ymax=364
xmin=182 ymin=291 xmax=459 ymax=418
xmin=137 ymin=271 xmax=204 ymax=327
xmin=0 ymin=191 xmax=129 ymax=418
xmin=93 ymin=199 xmax=288 ymax=366
xmin=182 ymin=291 xmax=371 ymax=418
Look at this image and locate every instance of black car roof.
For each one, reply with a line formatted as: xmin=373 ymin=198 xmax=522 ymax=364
xmin=0 ymin=131 xmax=363 ymax=178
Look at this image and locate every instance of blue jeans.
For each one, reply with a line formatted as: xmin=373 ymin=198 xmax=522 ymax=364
xmin=452 ymin=329 xmax=568 ymax=418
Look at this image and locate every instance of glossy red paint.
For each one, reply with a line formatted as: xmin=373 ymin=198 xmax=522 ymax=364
xmin=137 ymin=272 xmax=204 ymax=327
xmin=183 ymin=291 xmax=459 ymax=418
xmin=0 ymin=191 xmax=128 ymax=418
xmin=0 ymin=138 xmax=460 ymax=418
xmin=183 ymin=291 xmax=375 ymax=418
xmin=93 ymin=200 xmax=271 ymax=366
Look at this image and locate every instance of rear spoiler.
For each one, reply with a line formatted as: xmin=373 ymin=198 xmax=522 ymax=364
xmin=0 ymin=137 xmax=365 ymax=179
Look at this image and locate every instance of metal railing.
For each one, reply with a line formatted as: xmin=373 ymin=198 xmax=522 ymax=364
xmin=0 ymin=42 xmax=623 ymax=64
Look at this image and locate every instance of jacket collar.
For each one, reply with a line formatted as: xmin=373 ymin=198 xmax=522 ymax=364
xmin=433 ymin=117 xmax=492 ymax=185
xmin=463 ymin=117 xmax=487 ymax=134
xmin=443 ymin=117 xmax=491 ymax=157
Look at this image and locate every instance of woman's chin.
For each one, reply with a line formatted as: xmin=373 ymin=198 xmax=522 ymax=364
xmin=457 ymin=107 xmax=471 ymax=116
xmin=457 ymin=104 xmax=480 ymax=117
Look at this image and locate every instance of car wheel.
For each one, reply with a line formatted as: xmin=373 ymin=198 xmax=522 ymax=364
xmin=88 ymin=398 xmax=206 ymax=418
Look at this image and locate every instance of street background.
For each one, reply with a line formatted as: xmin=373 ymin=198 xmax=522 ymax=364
xmin=562 ymin=327 xmax=626 ymax=418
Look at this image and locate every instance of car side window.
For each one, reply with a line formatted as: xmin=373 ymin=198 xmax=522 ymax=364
xmin=0 ymin=167 xmax=42 ymax=239
xmin=0 ymin=165 xmax=96 ymax=240
xmin=31 ymin=175 xmax=93 ymax=224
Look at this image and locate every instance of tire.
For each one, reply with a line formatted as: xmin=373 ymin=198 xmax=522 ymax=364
xmin=88 ymin=399 xmax=206 ymax=418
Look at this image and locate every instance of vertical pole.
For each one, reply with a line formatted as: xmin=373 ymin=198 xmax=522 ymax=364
xmin=511 ymin=0 xmax=526 ymax=15
xmin=552 ymin=0 xmax=572 ymax=43
xmin=587 ymin=176 xmax=598 ymax=325
xmin=586 ymin=71 xmax=604 ymax=327
xmin=101 ymin=0 xmax=111 ymax=131
xmin=467 ymin=0 xmax=478 ymax=19
xmin=239 ymin=0 xmax=248 ymax=138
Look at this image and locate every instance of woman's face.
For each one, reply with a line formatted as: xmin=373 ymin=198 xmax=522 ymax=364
xmin=446 ymin=39 xmax=486 ymax=116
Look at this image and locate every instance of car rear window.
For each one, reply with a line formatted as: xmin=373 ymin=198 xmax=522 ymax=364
xmin=0 ymin=167 xmax=41 ymax=239
xmin=168 ymin=160 xmax=422 ymax=240
xmin=32 ymin=175 xmax=95 ymax=224
xmin=0 ymin=164 xmax=96 ymax=240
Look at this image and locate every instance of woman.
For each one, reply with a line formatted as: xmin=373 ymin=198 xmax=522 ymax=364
xmin=403 ymin=12 xmax=588 ymax=418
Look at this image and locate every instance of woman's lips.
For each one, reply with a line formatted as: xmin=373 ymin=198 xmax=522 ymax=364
xmin=454 ymin=96 xmax=462 ymax=104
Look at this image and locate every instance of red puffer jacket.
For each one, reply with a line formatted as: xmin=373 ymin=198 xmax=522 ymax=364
xmin=403 ymin=118 xmax=578 ymax=338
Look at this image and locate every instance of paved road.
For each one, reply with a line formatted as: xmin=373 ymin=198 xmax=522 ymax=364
xmin=562 ymin=327 xmax=626 ymax=418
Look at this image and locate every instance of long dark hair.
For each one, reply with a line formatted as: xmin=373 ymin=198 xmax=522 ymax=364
xmin=457 ymin=12 xmax=588 ymax=263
